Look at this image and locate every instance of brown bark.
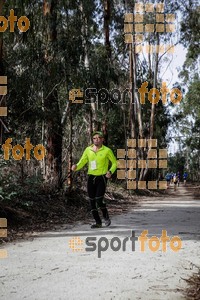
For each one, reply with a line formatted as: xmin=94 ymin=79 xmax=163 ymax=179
xmin=102 ymin=0 xmax=111 ymax=144
xmin=67 ymin=102 xmax=73 ymax=191
xmin=0 ymin=0 xmax=5 ymax=75
xmin=43 ymin=0 xmax=50 ymax=15
xmin=0 ymin=0 xmax=6 ymax=145
xmin=102 ymin=120 xmax=108 ymax=146
xmin=43 ymin=0 xmax=63 ymax=187
xmin=103 ymin=0 xmax=111 ymax=58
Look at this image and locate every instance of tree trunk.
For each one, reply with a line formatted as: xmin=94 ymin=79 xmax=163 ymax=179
xmin=149 ymin=33 xmax=159 ymax=139
xmin=126 ymin=0 xmax=136 ymax=139
xmin=0 ymin=0 xmax=6 ymax=144
xmin=67 ymin=101 xmax=73 ymax=191
xmin=0 ymin=0 xmax=5 ymax=71
xmin=103 ymin=0 xmax=111 ymax=59
xmin=102 ymin=0 xmax=111 ymax=143
xmin=143 ymin=33 xmax=160 ymax=181
xmin=102 ymin=120 xmax=108 ymax=146
xmin=79 ymin=1 xmax=89 ymax=68
xmin=129 ymin=43 xmax=136 ymax=139
xmin=43 ymin=0 xmax=63 ymax=187
xmin=133 ymin=43 xmax=143 ymax=139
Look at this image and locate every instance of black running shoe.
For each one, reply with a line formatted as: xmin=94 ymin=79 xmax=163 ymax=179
xmin=105 ymin=219 xmax=111 ymax=227
xmin=91 ymin=223 xmax=102 ymax=229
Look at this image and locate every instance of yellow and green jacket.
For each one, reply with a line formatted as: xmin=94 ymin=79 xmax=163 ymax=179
xmin=76 ymin=145 xmax=117 ymax=176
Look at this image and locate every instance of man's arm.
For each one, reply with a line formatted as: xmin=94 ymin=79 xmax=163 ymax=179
xmin=107 ymin=148 xmax=117 ymax=174
xmin=72 ymin=148 xmax=88 ymax=171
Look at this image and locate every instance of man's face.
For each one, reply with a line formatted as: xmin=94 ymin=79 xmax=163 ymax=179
xmin=93 ymin=134 xmax=104 ymax=146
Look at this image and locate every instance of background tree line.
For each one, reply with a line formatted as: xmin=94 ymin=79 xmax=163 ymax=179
xmin=0 ymin=0 xmax=199 ymax=207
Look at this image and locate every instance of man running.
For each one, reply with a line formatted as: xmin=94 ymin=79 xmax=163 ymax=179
xmin=165 ymin=172 xmax=171 ymax=188
xmin=177 ymin=171 xmax=181 ymax=187
xmin=71 ymin=131 xmax=117 ymax=228
xmin=183 ymin=171 xmax=188 ymax=186
xmin=173 ymin=173 xmax=178 ymax=191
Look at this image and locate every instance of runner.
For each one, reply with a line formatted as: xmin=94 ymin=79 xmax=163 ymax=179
xmin=177 ymin=171 xmax=181 ymax=187
xmin=173 ymin=173 xmax=178 ymax=191
xmin=165 ymin=172 xmax=171 ymax=188
xmin=183 ymin=171 xmax=188 ymax=186
xmin=170 ymin=172 xmax=174 ymax=185
xmin=71 ymin=131 xmax=117 ymax=228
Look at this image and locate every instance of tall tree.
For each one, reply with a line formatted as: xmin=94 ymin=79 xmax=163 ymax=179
xmin=43 ymin=0 xmax=63 ymax=186
xmin=0 ymin=0 xmax=6 ymax=144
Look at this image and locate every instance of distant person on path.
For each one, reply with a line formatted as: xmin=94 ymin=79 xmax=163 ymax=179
xmin=183 ymin=171 xmax=188 ymax=186
xmin=177 ymin=171 xmax=181 ymax=186
xmin=165 ymin=172 xmax=171 ymax=188
xmin=173 ymin=173 xmax=178 ymax=191
xmin=170 ymin=173 xmax=174 ymax=185
xmin=71 ymin=131 xmax=117 ymax=228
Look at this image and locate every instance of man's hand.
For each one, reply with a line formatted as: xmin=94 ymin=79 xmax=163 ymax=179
xmin=105 ymin=171 xmax=112 ymax=179
xmin=71 ymin=164 xmax=77 ymax=171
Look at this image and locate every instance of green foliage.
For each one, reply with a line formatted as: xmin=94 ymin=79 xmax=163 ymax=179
xmin=179 ymin=2 xmax=200 ymax=82
xmin=1 ymin=0 xmax=195 ymax=195
xmin=174 ymin=77 xmax=200 ymax=181
xmin=0 ymin=164 xmax=44 ymax=205
xmin=168 ymin=153 xmax=186 ymax=174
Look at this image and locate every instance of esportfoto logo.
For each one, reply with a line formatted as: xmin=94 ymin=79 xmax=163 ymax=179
xmin=68 ymin=230 xmax=182 ymax=258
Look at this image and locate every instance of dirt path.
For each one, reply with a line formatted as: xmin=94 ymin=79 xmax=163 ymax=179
xmin=0 ymin=184 xmax=199 ymax=300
